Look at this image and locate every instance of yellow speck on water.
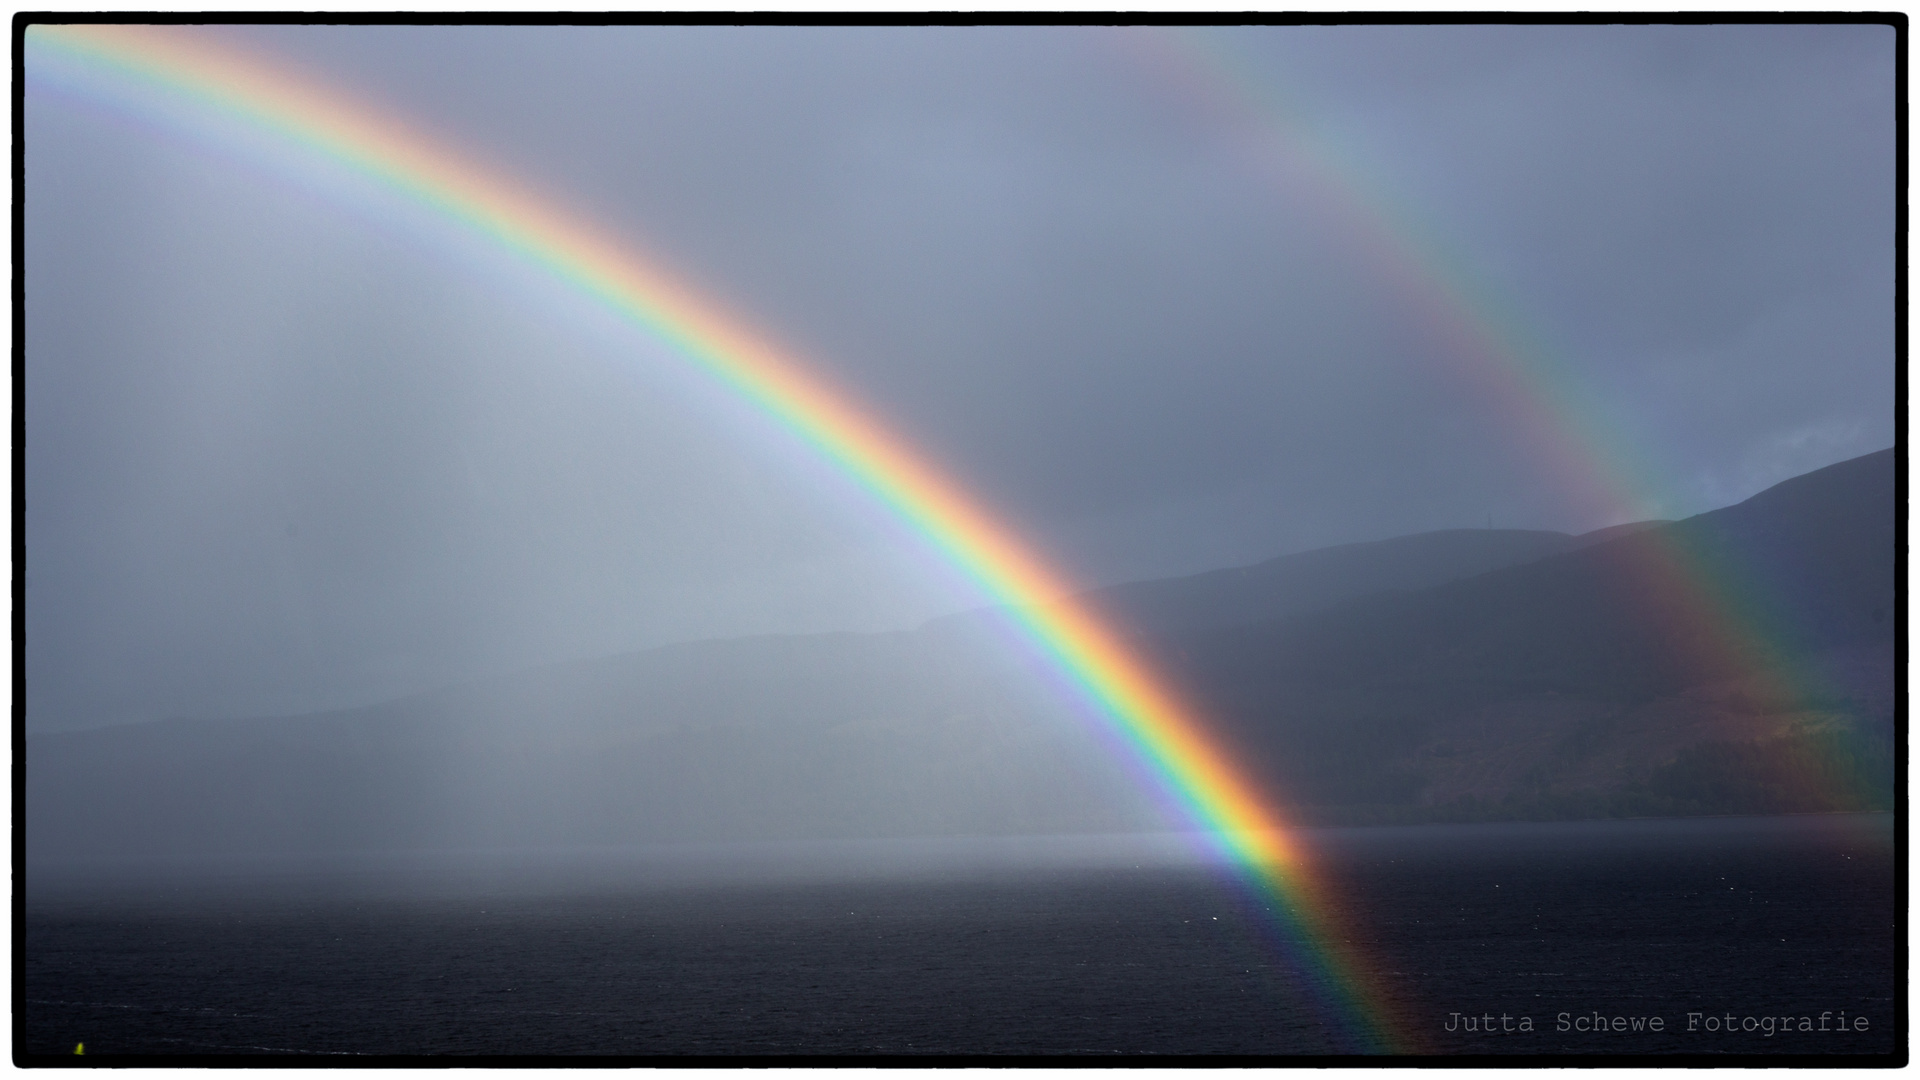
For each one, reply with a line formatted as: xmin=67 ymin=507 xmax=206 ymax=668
xmin=74 ymin=1043 xmax=84 ymax=1055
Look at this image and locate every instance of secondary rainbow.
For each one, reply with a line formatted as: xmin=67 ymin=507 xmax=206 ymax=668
xmin=26 ymin=24 xmax=1412 ymax=1053
xmin=1123 ymin=27 xmax=1859 ymax=752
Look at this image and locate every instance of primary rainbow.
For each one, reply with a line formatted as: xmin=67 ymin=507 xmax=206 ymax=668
xmin=26 ymin=23 xmax=1411 ymax=1053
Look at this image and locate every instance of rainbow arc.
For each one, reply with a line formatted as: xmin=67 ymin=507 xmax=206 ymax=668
xmin=28 ymin=23 xmax=1409 ymax=1053
xmin=1124 ymin=26 xmax=1864 ymax=733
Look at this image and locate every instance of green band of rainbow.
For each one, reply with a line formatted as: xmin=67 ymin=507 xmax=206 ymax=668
xmin=27 ymin=24 xmax=1411 ymax=1053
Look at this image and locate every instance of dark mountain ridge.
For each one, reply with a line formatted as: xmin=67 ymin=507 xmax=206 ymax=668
xmin=1148 ymin=449 xmax=1897 ymax=821
xmin=930 ymin=521 xmax=1668 ymax=640
xmin=27 ymin=450 xmax=1897 ymax=865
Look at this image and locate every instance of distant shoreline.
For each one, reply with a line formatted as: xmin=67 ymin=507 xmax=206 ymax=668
xmin=26 ymin=811 xmax=1892 ymax=903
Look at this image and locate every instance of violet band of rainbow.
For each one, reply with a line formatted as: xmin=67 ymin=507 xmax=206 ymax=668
xmin=27 ymin=23 xmax=1409 ymax=1054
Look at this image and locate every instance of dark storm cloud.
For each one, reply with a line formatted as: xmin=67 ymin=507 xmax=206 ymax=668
xmin=25 ymin=24 xmax=1894 ymax=729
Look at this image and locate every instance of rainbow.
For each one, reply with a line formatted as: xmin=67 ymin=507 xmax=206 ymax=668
xmin=26 ymin=24 xmax=1412 ymax=1053
xmin=1121 ymin=27 xmax=1861 ymax=751
xmin=1120 ymin=26 xmax=1669 ymax=528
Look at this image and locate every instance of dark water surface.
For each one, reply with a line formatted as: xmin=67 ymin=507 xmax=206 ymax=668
xmin=19 ymin=815 xmax=1900 ymax=1060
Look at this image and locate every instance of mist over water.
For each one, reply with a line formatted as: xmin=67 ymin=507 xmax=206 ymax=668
xmin=23 ymin=816 xmax=1896 ymax=1059
xmin=28 ymin=830 xmax=1224 ymax=904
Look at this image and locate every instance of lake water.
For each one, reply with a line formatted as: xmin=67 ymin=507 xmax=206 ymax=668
xmin=19 ymin=814 xmax=1900 ymax=1061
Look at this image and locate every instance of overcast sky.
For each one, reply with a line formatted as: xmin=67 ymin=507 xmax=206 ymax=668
xmin=25 ymin=23 xmax=1895 ymax=730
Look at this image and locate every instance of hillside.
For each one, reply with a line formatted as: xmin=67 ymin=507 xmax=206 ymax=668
xmin=1148 ymin=449 xmax=1898 ymax=823
xmin=26 ymin=450 xmax=1897 ymax=864
xmin=27 ymin=628 xmax=1172 ymax=860
xmin=931 ymin=523 xmax=1664 ymax=639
